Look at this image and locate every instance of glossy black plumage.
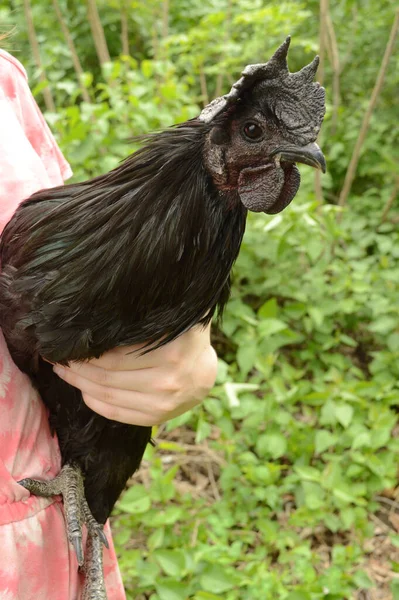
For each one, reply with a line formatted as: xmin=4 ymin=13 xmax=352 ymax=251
xmin=0 ymin=40 xmax=326 ymax=524
xmin=0 ymin=122 xmax=247 ymax=522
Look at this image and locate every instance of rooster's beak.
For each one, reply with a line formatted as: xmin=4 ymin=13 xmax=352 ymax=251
xmin=271 ymin=142 xmax=326 ymax=173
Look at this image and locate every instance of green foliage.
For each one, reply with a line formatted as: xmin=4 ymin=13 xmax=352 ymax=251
xmin=3 ymin=0 xmax=398 ymax=597
xmin=112 ymin=200 xmax=398 ymax=599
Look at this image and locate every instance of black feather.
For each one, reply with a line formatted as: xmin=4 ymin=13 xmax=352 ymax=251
xmin=0 ymin=119 xmax=247 ymax=522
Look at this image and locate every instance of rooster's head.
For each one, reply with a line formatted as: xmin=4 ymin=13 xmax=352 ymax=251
xmin=201 ymin=36 xmax=326 ymax=214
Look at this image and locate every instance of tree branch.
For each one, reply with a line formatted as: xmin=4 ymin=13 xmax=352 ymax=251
xmin=314 ymin=0 xmax=328 ymax=205
xmin=23 ymin=0 xmax=56 ymax=112
xmin=52 ymin=0 xmax=91 ymax=103
xmin=86 ymin=0 xmax=111 ymax=66
xmin=121 ymin=0 xmax=130 ymax=56
xmin=199 ymin=61 xmax=209 ymax=107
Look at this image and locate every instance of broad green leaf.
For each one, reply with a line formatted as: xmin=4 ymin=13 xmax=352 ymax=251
xmin=335 ymin=404 xmax=354 ymax=428
xmin=258 ymin=318 xmax=288 ymax=337
xmin=237 ymin=342 xmax=257 ymax=377
xmin=256 ymin=433 xmax=287 ymax=459
xmin=258 ymin=298 xmax=278 ymax=319
xmin=147 ymin=528 xmax=165 ymax=551
xmin=294 ymin=466 xmax=322 ymax=483
xmin=154 ymin=549 xmax=186 ymax=577
xmin=200 ymin=565 xmax=236 ymax=594
xmin=315 ymin=430 xmax=338 ymax=454
xmin=194 ymin=593 xmax=224 ymax=600
xmin=156 ymin=581 xmax=189 ymax=600
xmin=117 ymin=485 xmax=150 ymax=514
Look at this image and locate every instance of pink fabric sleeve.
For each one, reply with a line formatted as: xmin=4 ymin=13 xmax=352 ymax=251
xmin=0 ymin=49 xmax=72 ymax=231
xmin=0 ymin=50 xmax=126 ymax=599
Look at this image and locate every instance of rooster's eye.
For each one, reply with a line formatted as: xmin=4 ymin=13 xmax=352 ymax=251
xmin=243 ymin=122 xmax=263 ymax=141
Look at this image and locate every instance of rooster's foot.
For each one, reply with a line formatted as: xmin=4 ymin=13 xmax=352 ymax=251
xmin=18 ymin=465 xmax=108 ymax=568
xmin=81 ymin=532 xmax=107 ymax=600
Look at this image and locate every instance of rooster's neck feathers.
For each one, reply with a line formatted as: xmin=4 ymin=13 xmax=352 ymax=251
xmin=1 ymin=120 xmax=247 ymax=361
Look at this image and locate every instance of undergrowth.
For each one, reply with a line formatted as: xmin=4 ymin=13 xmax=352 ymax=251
xmin=112 ymin=193 xmax=399 ymax=600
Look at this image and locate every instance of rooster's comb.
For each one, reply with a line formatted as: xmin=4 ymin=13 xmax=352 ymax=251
xmin=199 ymin=36 xmax=325 ymax=146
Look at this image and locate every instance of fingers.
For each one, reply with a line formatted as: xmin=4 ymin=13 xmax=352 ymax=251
xmin=86 ymin=324 xmax=212 ymax=371
xmin=82 ymin=394 xmax=161 ymax=426
xmin=81 ymin=391 xmax=201 ymax=426
xmin=51 ymin=325 xmax=217 ymax=426
xmin=53 ymin=363 xmax=148 ymax=408
xmin=53 ymin=361 xmax=156 ymax=394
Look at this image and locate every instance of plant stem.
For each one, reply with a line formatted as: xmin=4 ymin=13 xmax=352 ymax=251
xmin=52 ymin=0 xmax=91 ymax=103
xmin=23 ymin=0 xmax=56 ymax=112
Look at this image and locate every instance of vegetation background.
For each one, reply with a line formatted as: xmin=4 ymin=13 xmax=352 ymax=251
xmin=2 ymin=0 xmax=398 ymax=598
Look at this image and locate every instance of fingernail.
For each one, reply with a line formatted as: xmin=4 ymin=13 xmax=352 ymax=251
xmin=53 ymin=365 xmax=65 ymax=378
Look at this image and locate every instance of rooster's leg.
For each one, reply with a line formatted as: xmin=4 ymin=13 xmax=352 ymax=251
xmin=82 ymin=531 xmax=107 ymax=600
xmin=18 ymin=463 xmax=108 ymax=599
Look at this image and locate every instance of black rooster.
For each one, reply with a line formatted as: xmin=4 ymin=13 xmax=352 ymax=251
xmin=0 ymin=38 xmax=325 ymax=598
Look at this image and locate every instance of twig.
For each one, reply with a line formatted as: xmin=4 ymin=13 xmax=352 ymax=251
xmin=86 ymin=0 xmax=111 ymax=66
xmin=206 ymin=460 xmax=221 ymax=501
xmin=161 ymin=0 xmax=169 ymax=41
xmin=190 ymin=519 xmax=200 ymax=547
xmin=23 ymin=0 xmax=56 ymax=112
xmin=375 ymin=494 xmax=399 ymax=510
xmin=314 ymin=0 xmax=328 ymax=205
xmin=120 ymin=0 xmax=130 ymax=56
xmin=52 ymin=0 xmax=91 ymax=103
xmin=370 ymin=512 xmax=392 ymax=533
xmin=199 ymin=61 xmax=209 ymax=107
xmin=338 ymin=9 xmax=399 ymax=208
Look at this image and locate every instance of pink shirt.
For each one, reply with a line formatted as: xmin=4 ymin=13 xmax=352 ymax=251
xmin=0 ymin=49 xmax=126 ymax=599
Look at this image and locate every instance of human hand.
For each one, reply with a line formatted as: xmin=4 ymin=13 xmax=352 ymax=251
xmin=52 ymin=325 xmax=217 ymax=426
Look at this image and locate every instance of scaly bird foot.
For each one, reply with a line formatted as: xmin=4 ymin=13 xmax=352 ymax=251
xmin=81 ymin=533 xmax=107 ymax=600
xmin=18 ymin=463 xmax=108 ymax=599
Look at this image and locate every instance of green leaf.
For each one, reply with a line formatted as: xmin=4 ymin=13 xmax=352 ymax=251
xmin=141 ymin=60 xmax=153 ymax=78
xmin=256 ymin=433 xmax=287 ymax=459
xmin=351 ymin=431 xmax=371 ymax=450
xmin=391 ymin=579 xmax=399 ymax=600
xmin=263 ymin=214 xmax=283 ymax=232
xmin=117 ymin=485 xmax=150 ymax=514
xmin=308 ymin=307 xmax=324 ymax=327
xmin=194 ymin=593 xmax=224 ymax=600
xmin=353 ymin=570 xmax=373 ymax=588
xmin=147 ymin=528 xmax=165 ymax=551
xmin=258 ymin=318 xmax=288 ymax=337
xmin=333 ymin=486 xmax=366 ymax=506
xmin=237 ymin=342 xmax=257 ymax=377
xmin=294 ymin=466 xmax=322 ymax=483
xmin=200 ymin=565 xmax=236 ymax=594
xmin=369 ymin=316 xmax=397 ymax=335
xmin=315 ymin=430 xmax=338 ymax=454
xmin=156 ymin=581 xmax=189 ymax=600
xmin=154 ymin=549 xmax=186 ymax=577
xmin=302 ymin=481 xmax=324 ymax=509
xmin=335 ymin=404 xmax=354 ymax=428
xmin=285 ymin=592 xmax=312 ymax=600
xmin=258 ymin=298 xmax=278 ymax=319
